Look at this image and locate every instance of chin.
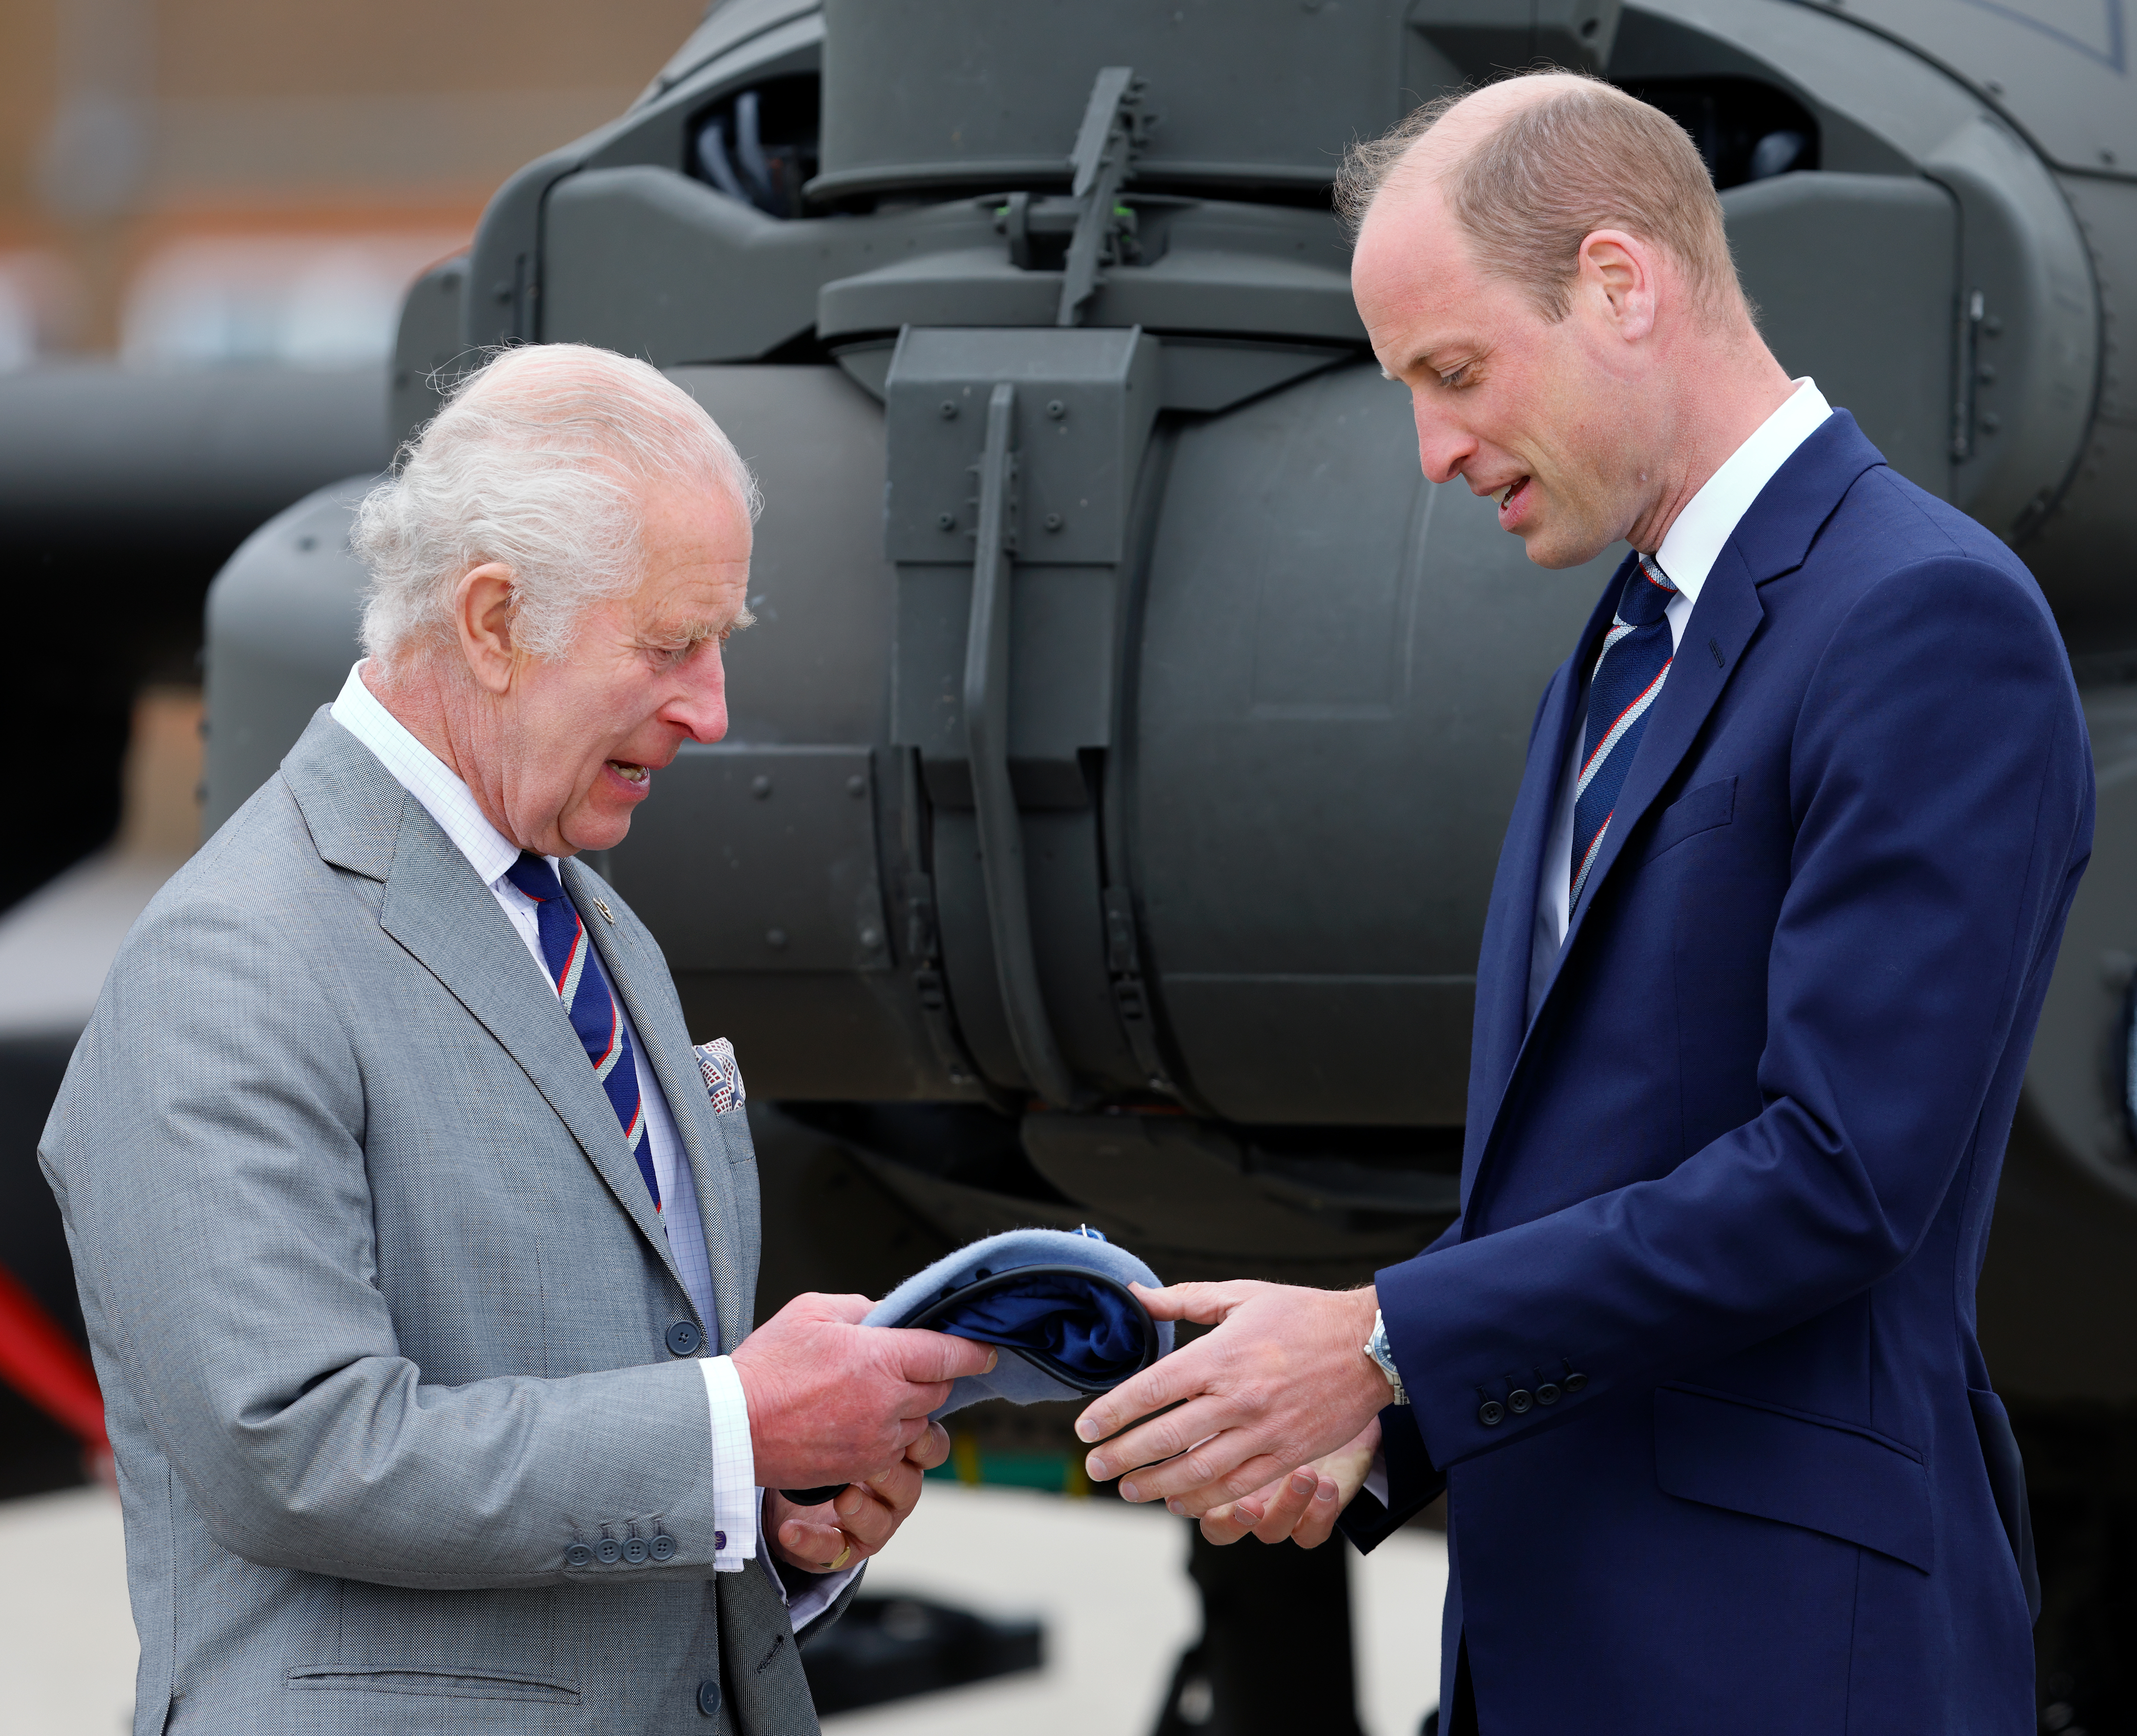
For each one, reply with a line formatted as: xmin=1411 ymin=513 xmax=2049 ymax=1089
xmin=1524 ymin=525 xmax=1616 ymax=571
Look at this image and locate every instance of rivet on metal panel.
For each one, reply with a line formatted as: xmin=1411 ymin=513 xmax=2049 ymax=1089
xmin=846 ymin=775 xmax=867 ymax=797
xmin=940 ymin=400 xmax=959 ymax=419
xmin=860 ymin=926 xmax=882 ymax=949
xmin=765 ymin=928 xmax=788 ymax=949
xmin=936 ymin=511 xmax=956 ymax=530
xmin=1044 ymin=512 xmax=1064 ymax=532
xmin=1046 ymin=399 xmax=1066 ymax=419
xmin=750 ymin=775 xmax=773 ymax=799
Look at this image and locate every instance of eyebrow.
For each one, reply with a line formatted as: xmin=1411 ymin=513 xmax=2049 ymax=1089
xmin=645 ymin=607 xmax=756 ymax=651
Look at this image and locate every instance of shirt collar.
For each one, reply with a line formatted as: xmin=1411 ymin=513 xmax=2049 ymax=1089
xmin=1652 ymin=378 xmax=1831 ymax=605
xmin=329 ymin=660 xmax=549 ymax=889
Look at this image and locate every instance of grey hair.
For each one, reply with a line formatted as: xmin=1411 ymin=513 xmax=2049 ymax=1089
xmin=1335 ymin=71 xmax=1739 ymax=324
xmin=351 ymin=343 xmax=760 ymax=667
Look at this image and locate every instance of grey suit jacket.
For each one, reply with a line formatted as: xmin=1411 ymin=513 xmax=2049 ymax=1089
xmin=41 ymin=711 xmax=838 ymax=1734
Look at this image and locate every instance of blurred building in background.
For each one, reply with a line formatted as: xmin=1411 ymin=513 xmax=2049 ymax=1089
xmin=0 ymin=0 xmax=707 ymax=367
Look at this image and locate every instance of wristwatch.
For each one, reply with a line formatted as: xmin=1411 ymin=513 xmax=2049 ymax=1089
xmin=1363 ymin=1309 xmax=1410 ymax=1406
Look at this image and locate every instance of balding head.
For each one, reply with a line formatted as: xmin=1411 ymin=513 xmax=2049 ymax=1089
xmin=1343 ymin=72 xmax=1793 ymax=569
xmin=1340 ymin=72 xmax=1740 ymax=326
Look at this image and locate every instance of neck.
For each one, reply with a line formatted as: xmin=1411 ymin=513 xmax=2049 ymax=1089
xmin=361 ymin=655 xmax=524 ymax=848
xmin=1622 ymin=321 xmax=1796 ymax=555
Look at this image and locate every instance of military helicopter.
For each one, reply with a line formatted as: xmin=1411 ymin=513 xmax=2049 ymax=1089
xmin=199 ymin=0 xmax=2137 ymax=1726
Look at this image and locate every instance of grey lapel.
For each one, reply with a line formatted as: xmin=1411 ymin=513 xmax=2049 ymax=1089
xmin=566 ymin=857 xmax=752 ymax=1358
xmin=281 ymin=710 xmax=692 ymax=1302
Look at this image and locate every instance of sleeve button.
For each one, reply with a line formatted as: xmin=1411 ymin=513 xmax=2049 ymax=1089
xmin=623 ymin=1536 xmax=650 ymax=1564
xmin=566 ymin=1543 xmax=593 ymax=1567
xmin=1564 ymin=1370 xmax=1588 ymax=1392
xmin=1535 ymin=1382 xmax=1562 ymax=1406
xmin=1478 ymin=1399 xmax=1506 ymax=1427
xmin=651 ymin=1533 xmax=678 ymax=1561
xmin=1507 ymin=1388 xmax=1534 ymax=1415
xmin=596 ymin=1538 xmax=622 ymax=1564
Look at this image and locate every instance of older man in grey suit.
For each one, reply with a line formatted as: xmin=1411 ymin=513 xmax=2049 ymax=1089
xmin=40 ymin=344 xmax=994 ymax=1734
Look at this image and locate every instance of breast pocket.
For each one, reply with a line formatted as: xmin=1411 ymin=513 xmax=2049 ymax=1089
xmin=1648 ymin=775 xmax=1737 ymax=857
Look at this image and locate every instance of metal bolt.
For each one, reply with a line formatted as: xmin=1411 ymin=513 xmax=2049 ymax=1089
xmin=1981 ymin=411 xmax=2002 ymax=433
xmin=750 ymin=775 xmax=772 ymax=799
xmin=1046 ymin=399 xmax=1066 ymax=419
xmin=765 ymin=928 xmax=789 ymax=949
xmin=939 ymin=400 xmax=958 ymax=419
xmin=1043 ymin=512 xmax=1064 ymax=532
xmin=859 ymin=925 xmax=882 ymax=949
xmin=936 ymin=511 xmax=956 ymax=530
xmin=846 ymin=774 xmax=867 ymax=797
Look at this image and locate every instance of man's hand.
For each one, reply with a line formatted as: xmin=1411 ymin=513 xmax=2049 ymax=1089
xmin=731 ymin=1292 xmax=996 ymax=1489
xmin=1196 ymin=1419 xmax=1381 ymax=1549
xmin=1074 ymin=1281 xmax=1389 ymax=1515
xmin=766 ymin=1423 xmax=951 ymax=1575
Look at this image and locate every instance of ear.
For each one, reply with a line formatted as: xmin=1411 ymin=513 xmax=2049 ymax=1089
xmin=1574 ymin=228 xmax=1658 ymax=344
xmin=452 ymin=563 xmax=522 ymax=696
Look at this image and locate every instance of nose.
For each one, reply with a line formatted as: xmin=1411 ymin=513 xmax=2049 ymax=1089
xmin=1412 ymin=390 xmax=1475 ymax=487
xmin=664 ymin=643 xmax=729 ymax=744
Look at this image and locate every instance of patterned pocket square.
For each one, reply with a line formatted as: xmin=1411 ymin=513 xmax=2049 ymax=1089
xmin=694 ymin=1037 xmax=746 ymax=1114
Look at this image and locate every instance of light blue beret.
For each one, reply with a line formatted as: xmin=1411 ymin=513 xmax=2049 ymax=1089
xmin=779 ymin=1226 xmax=1173 ymax=1505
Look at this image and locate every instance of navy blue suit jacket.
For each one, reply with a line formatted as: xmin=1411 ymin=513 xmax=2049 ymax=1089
xmin=1343 ymin=414 xmax=2093 ymax=1734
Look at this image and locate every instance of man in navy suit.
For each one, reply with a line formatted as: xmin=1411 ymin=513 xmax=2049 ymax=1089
xmin=1072 ymin=72 xmax=2092 ymax=1733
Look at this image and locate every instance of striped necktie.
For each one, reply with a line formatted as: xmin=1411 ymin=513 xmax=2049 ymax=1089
xmin=502 ymin=852 xmax=658 ymax=1212
xmin=1570 ymin=554 xmax=1679 ymax=906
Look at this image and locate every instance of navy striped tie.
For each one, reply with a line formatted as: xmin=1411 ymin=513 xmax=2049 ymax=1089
xmin=503 ymin=852 xmax=658 ymax=1212
xmin=1570 ymin=554 xmax=1679 ymax=906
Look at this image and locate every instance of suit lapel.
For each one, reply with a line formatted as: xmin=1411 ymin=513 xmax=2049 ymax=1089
xmin=566 ymin=860 xmax=752 ymax=1358
xmin=1458 ymin=562 xmax=1626 ymax=1207
xmin=1558 ymin=553 xmax=1766 ymax=947
xmin=372 ymin=814 xmax=690 ymax=1296
xmin=1467 ymin=411 xmax=1890 ymax=1208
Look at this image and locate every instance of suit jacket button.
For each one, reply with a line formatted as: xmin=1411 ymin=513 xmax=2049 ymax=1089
xmin=1535 ymin=1382 xmax=1562 ymax=1406
xmin=666 ymin=1320 xmax=703 ymax=1357
xmin=1507 ymin=1388 xmax=1534 ymax=1414
xmin=1564 ymin=1370 xmax=1589 ymax=1392
xmin=566 ymin=1543 xmax=593 ymax=1567
xmin=1478 ymin=1399 xmax=1506 ymax=1426
xmin=596 ymin=1538 xmax=622 ymax=1564
xmin=651 ymin=1533 xmax=678 ymax=1561
xmin=697 ymin=1678 xmax=723 ymax=1719
xmin=623 ymin=1536 xmax=650 ymax=1564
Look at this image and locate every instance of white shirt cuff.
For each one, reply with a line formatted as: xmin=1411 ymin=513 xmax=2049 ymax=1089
xmin=699 ymin=1355 xmax=757 ymax=1572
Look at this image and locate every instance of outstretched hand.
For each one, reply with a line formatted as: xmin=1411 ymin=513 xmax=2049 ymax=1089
xmin=1073 ymin=1280 xmax=1391 ymax=1516
xmin=732 ymin=1292 xmax=996 ymax=1490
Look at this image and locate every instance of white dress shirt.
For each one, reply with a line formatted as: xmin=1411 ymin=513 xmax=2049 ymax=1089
xmin=1527 ymin=380 xmax=1832 ymax=1018
xmin=329 ymin=662 xmax=812 ymax=1592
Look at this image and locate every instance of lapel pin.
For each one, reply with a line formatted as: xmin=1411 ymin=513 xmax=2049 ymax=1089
xmin=592 ymin=896 xmax=616 ymax=925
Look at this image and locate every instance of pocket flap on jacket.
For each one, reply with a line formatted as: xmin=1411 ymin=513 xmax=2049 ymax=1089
xmin=1654 ymin=1385 xmax=1933 ymax=1573
xmin=287 ymin=1664 xmax=582 ymax=1704
xmin=1648 ymin=775 xmax=1737 ymax=855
